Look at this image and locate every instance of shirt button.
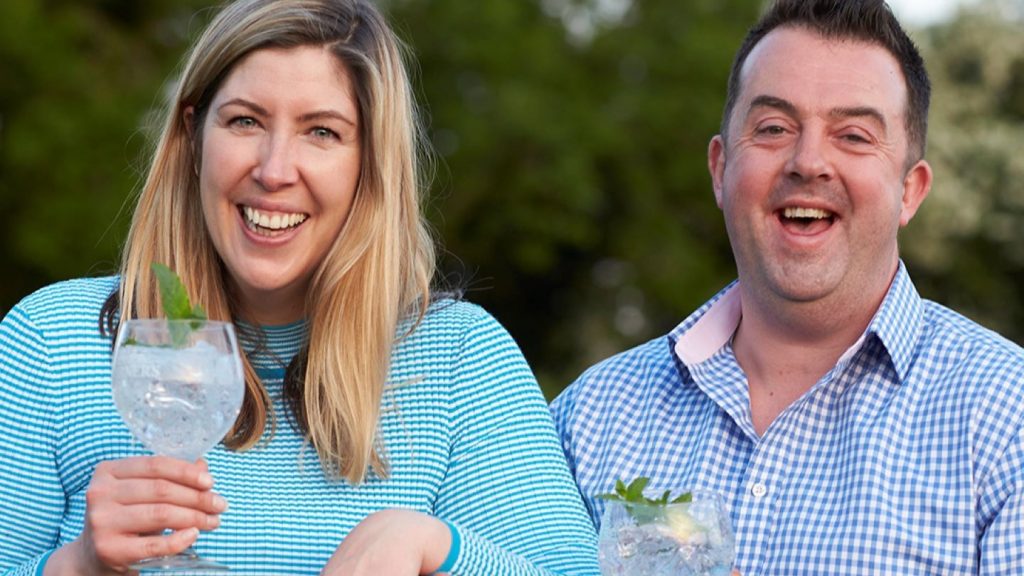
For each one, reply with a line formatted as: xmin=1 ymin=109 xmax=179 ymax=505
xmin=751 ymin=482 xmax=768 ymax=498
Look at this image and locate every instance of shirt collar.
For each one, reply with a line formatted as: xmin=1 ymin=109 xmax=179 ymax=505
xmin=863 ymin=260 xmax=923 ymax=383
xmin=671 ymin=282 xmax=741 ymax=366
xmin=671 ymin=261 xmax=923 ymax=384
xmin=236 ymin=319 xmax=309 ymax=371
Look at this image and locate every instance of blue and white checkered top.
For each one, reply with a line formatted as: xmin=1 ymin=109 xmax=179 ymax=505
xmin=551 ymin=262 xmax=1024 ymax=575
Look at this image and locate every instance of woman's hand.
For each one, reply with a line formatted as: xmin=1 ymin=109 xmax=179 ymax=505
xmin=45 ymin=456 xmax=227 ymax=575
xmin=321 ymin=509 xmax=452 ymax=576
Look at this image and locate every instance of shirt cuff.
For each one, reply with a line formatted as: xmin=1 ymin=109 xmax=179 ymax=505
xmin=433 ymin=519 xmax=461 ymax=574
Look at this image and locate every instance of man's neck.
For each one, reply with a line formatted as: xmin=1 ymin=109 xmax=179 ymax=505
xmin=734 ymin=284 xmax=885 ymax=436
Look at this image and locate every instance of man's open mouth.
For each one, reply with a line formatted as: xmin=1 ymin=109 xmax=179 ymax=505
xmin=778 ymin=206 xmax=836 ymax=234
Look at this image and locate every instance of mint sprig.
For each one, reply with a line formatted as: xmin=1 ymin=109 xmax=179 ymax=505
xmin=151 ymin=262 xmax=206 ymax=347
xmin=599 ymin=477 xmax=693 ymax=506
xmin=152 ymin=263 xmax=207 ymax=321
xmin=598 ymin=477 xmax=692 ymax=523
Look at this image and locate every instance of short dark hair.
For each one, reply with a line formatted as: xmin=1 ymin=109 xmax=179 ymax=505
xmin=721 ymin=0 xmax=930 ymax=162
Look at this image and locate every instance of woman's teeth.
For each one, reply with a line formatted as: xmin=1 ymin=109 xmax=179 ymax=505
xmin=243 ymin=206 xmax=307 ymax=233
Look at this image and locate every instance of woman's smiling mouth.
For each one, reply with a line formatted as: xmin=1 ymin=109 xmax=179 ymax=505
xmin=241 ymin=205 xmax=308 ymax=236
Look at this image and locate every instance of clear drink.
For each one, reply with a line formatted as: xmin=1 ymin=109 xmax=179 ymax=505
xmin=598 ymin=491 xmax=735 ymax=576
xmin=112 ymin=341 xmax=243 ymax=462
xmin=111 ymin=319 xmax=245 ymax=572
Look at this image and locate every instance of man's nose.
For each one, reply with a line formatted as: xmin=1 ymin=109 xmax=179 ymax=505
xmin=785 ymin=130 xmax=835 ymax=182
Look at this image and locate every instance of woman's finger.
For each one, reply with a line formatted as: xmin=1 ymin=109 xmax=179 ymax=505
xmin=101 ymin=477 xmax=227 ymax=513
xmin=100 ymin=456 xmax=214 ymax=490
xmin=101 ymin=502 xmax=222 ymax=534
xmin=91 ymin=527 xmax=201 ymax=569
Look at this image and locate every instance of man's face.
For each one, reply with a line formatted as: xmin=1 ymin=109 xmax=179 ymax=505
xmin=708 ymin=26 xmax=932 ymax=313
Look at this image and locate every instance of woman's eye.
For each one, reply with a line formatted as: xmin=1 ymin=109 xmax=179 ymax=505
xmin=229 ymin=116 xmax=258 ymax=129
xmin=311 ymin=127 xmax=340 ymax=141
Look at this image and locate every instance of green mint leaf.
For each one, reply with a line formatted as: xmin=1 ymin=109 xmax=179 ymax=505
xmin=625 ymin=477 xmax=649 ymax=501
xmin=671 ymin=493 xmax=693 ymax=503
xmin=168 ymin=320 xmax=192 ymax=349
xmin=150 ymin=262 xmax=206 ymax=348
xmin=152 ymin=263 xmax=195 ymax=320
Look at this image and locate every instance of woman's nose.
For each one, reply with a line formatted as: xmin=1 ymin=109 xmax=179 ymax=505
xmin=251 ymin=134 xmax=298 ymax=191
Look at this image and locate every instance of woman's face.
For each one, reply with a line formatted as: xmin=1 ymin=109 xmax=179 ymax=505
xmin=196 ymin=45 xmax=362 ymax=325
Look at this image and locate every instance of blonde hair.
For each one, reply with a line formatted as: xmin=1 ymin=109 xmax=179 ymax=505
xmin=111 ymin=0 xmax=435 ymax=482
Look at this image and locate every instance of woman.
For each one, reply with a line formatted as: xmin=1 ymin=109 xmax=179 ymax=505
xmin=0 ymin=0 xmax=599 ymax=574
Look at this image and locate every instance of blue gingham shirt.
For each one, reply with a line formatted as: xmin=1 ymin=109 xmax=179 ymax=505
xmin=551 ymin=263 xmax=1024 ymax=575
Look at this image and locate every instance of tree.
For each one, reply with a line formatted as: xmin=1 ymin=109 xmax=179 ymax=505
xmin=390 ymin=0 xmax=759 ymax=394
xmin=3 ymin=0 xmax=1019 ymax=400
xmin=901 ymin=1 xmax=1024 ymax=345
xmin=0 ymin=0 xmax=209 ymax=314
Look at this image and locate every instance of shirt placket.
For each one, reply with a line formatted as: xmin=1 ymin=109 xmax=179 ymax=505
xmin=747 ymin=356 xmax=860 ymax=574
xmin=737 ymin=422 xmax=789 ymax=574
xmin=688 ymin=354 xmax=770 ymax=573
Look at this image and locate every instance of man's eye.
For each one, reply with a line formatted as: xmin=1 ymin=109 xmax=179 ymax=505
xmin=757 ymin=125 xmax=786 ymax=136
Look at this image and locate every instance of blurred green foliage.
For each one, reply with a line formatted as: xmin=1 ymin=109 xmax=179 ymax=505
xmin=0 ymin=0 xmax=211 ymax=313
xmin=1 ymin=0 xmax=1022 ymax=399
xmin=903 ymin=1 xmax=1024 ymax=349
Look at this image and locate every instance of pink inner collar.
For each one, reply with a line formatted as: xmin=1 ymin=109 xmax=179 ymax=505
xmin=674 ymin=285 xmax=742 ymax=366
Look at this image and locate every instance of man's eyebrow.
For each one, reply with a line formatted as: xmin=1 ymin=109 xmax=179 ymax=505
xmin=748 ymin=95 xmax=798 ymax=117
xmin=746 ymin=96 xmax=889 ymax=132
xmin=830 ymin=106 xmax=887 ymax=132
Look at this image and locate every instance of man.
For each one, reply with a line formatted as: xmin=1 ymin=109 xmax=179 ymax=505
xmin=551 ymin=0 xmax=1024 ymax=573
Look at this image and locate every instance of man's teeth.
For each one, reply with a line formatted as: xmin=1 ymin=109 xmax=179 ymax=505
xmin=243 ymin=206 xmax=307 ymax=230
xmin=783 ymin=207 xmax=831 ymax=219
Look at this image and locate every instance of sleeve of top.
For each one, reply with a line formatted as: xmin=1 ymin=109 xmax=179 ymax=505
xmin=431 ymin=307 xmax=599 ymax=576
xmin=0 ymin=305 xmax=66 ymax=575
xmin=977 ymin=423 xmax=1024 ymax=575
xmin=549 ymin=380 xmax=580 ymax=482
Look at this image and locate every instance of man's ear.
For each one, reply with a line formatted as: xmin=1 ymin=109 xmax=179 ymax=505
xmin=708 ymin=135 xmax=727 ymax=209
xmin=899 ymin=159 xmax=933 ymax=226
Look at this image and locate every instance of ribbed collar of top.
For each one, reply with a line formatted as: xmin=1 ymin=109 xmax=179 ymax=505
xmin=670 ymin=260 xmax=923 ymax=385
xmin=235 ymin=319 xmax=309 ymax=372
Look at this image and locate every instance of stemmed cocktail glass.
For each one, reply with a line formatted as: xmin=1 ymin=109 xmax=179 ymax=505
xmin=111 ymin=319 xmax=244 ymax=572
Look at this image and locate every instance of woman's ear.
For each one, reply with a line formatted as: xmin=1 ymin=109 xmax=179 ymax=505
xmin=183 ymin=106 xmax=201 ymax=178
xmin=183 ymin=106 xmax=197 ymax=140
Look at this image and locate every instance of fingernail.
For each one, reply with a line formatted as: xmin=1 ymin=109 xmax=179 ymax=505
xmin=207 ymin=514 xmax=220 ymax=528
xmin=212 ymin=494 xmax=228 ymax=511
xmin=199 ymin=472 xmax=214 ymax=488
